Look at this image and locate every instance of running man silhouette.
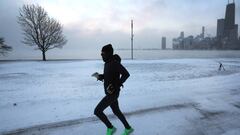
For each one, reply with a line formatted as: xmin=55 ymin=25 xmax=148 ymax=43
xmin=94 ymin=44 xmax=134 ymax=135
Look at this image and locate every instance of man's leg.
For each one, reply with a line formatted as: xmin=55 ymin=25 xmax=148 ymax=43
xmin=94 ymin=94 xmax=118 ymax=128
xmin=110 ymin=100 xmax=131 ymax=129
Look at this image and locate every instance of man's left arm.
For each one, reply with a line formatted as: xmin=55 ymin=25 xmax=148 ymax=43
xmin=118 ymin=63 xmax=130 ymax=86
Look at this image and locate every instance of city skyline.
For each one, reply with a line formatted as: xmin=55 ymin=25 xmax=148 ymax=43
xmin=0 ymin=0 xmax=240 ymax=59
xmin=173 ymin=1 xmax=240 ymax=50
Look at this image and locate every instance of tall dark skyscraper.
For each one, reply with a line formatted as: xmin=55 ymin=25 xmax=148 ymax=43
xmin=217 ymin=1 xmax=238 ymax=40
xmin=224 ymin=3 xmax=235 ymax=30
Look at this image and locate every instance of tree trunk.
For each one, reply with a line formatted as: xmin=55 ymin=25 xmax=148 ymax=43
xmin=42 ymin=51 xmax=46 ymax=61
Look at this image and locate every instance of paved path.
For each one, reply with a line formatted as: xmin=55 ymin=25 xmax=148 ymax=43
xmin=2 ymin=101 xmax=240 ymax=135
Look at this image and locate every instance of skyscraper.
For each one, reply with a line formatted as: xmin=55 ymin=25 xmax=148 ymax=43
xmin=217 ymin=19 xmax=225 ymax=38
xmin=224 ymin=3 xmax=235 ymax=30
xmin=162 ymin=37 xmax=166 ymax=50
xmin=223 ymin=1 xmax=238 ymax=40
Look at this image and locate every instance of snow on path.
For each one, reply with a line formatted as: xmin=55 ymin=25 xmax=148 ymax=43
xmin=0 ymin=58 xmax=240 ymax=135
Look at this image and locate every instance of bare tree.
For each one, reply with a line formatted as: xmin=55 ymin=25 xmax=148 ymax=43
xmin=18 ymin=4 xmax=67 ymax=61
xmin=0 ymin=37 xmax=13 ymax=56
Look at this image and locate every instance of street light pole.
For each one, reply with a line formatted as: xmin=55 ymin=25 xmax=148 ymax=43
xmin=131 ymin=20 xmax=133 ymax=60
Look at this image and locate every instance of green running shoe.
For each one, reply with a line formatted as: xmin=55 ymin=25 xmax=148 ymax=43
xmin=121 ymin=127 xmax=134 ymax=135
xmin=106 ymin=126 xmax=116 ymax=135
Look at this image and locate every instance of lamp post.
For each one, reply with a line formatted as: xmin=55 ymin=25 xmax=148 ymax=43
xmin=131 ymin=20 xmax=133 ymax=60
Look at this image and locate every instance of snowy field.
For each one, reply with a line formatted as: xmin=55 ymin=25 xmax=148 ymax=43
xmin=1 ymin=58 xmax=240 ymax=135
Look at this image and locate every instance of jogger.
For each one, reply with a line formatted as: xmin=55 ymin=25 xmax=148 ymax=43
xmin=94 ymin=44 xmax=133 ymax=135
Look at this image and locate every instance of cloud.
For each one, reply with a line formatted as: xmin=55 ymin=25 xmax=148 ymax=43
xmin=0 ymin=0 xmax=239 ymax=60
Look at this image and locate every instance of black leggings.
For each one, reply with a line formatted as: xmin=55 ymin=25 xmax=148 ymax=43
xmin=94 ymin=92 xmax=130 ymax=129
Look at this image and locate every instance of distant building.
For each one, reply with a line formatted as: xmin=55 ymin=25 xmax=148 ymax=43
xmin=180 ymin=32 xmax=184 ymax=39
xmin=162 ymin=37 xmax=166 ymax=49
xmin=173 ymin=32 xmax=184 ymax=49
xmin=223 ymin=2 xmax=238 ymax=40
xmin=217 ymin=19 xmax=225 ymax=39
xmin=201 ymin=26 xmax=205 ymax=38
xmin=183 ymin=36 xmax=194 ymax=49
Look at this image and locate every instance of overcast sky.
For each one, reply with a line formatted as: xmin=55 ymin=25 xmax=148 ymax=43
xmin=0 ymin=0 xmax=240 ymax=60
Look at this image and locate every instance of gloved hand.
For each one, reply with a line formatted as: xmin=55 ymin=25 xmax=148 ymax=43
xmin=107 ymin=84 xmax=115 ymax=94
xmin=98 ymin=74 xmax=104 ymax=82
xmin=118 ymin=81 xmax=124 ymax=88
xmin=119 ymin=82 xmax=124 ymax=88
xmin=91 ymin=72 xmax=104 ymax=82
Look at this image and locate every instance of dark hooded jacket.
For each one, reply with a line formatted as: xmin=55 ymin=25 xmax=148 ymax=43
xmin=102 ymin=56 xmax=130 ymax=94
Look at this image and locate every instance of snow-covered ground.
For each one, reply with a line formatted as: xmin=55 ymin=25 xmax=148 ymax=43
xmin=1 ymin=58 xmax=240 ymax=135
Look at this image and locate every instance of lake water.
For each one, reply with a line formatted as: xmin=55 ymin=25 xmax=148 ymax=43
xmin=1 ymin=50 xmax=240 ymax=60
xmin=113 ymin=50 xmax=240 ymax=60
